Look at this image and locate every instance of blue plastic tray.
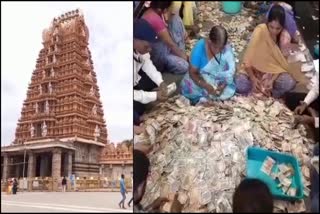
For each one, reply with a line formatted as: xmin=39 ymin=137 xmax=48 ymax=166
xmin=246 ymin=147 xmax=304 ymax=201
xmin=314 ymin=44 xmax=319 ymax=57
xmin=222 ymin=2 xmax=242 ymax=14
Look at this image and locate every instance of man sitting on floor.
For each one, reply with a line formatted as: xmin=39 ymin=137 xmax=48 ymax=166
xmin=294 ymin=59 xmax=319 ymax=212
xmin=294 ymin=59 xmax=319 ymax=129
xmin=134 ymin=19 xmax=168 ymax=134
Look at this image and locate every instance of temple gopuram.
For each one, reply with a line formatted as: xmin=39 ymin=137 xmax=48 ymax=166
xmin=1 ymin=9 xmax=132 ymax=191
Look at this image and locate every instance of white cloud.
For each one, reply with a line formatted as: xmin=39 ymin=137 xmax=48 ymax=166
xmin=1 ymin=2 xmax=133 ymax=145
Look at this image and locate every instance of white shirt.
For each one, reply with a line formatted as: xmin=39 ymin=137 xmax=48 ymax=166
xmin=134 ymin=51 xmax=163 ymax=104
xmin=315 ymin=117 xmax=319 ymax=128
xmin=304 ymin=59 xmax=319 ymax=128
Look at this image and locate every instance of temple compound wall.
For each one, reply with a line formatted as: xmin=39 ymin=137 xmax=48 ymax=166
xmin=99 ymin=142 xmax=133 ymax=181
xmin=1 ymin=141 xmax=133 ymax=191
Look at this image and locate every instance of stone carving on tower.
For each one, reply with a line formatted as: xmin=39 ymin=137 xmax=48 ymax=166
xmin=13 ymin=9 xmax=108 ymax=144
xmin=48 ymin=82 xmax=53 ymax=94
xmin=34 ymin=102 xmax=38 ymax=113
xmin=30 ymin=124 xmax=35 ymax=138
xmin=92 ymin=104 xmax=97 ymax=116
xmin=45 ymin=100 xmax=49 ymax=113
xmin=89 ymin=86 xmax=94 ymax=96
xmin=94 ymin=125 xmax=100 ymax=142
xmin=41 ymin=122 xmax=47 ymax=137
xmin=51 ymin=67 xmax=55 ymax=77
xmin=86 ymin=72 xmax=93 ymax=81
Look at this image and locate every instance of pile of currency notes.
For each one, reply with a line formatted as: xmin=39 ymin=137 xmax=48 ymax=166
xmin=135 ymin=95 xmax=314 ymax=212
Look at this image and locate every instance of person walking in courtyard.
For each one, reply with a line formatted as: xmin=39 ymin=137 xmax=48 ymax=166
xmin=12 ymin=178 xmax=18 ymax=195
xmin=7 ymin=179 xmax=13 ymax=195
xmin=119 ymin=174 xmax=127 ymax=209
xmin=128 ymin=174 xmax=133 ymax=207
xmin=62 ymin=176 xmax=67 ymax=192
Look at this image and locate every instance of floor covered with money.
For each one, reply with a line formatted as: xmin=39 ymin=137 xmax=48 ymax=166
xmin=136 ymin=95 xmax=315 ymax=212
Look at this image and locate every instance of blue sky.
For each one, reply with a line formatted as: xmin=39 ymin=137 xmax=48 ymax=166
xmin=1 ymin=2 xmax=133 ymax=145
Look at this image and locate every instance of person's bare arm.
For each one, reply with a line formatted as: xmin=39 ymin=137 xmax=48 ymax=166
xmin=244 ymin=64 xmax=257 ymax=82
xmin=189 ymin=65 xmax=207 ymax=88
xmin=244 ymin=64 xmax=263 ymax=93
xmin=189 ymin=65 xmax=218 ymax=95
xmin=158 ymin=29 xmax=187 ymax=60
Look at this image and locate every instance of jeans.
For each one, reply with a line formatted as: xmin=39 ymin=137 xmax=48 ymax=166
xmin=119 ymin=192 xmax=126 ymax=208
xmin=128 ymin=197 xmax=133 ymax=206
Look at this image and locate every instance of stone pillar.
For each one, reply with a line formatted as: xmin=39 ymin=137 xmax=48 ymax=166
xmin=15 ymin=164 xmax=20 ymax=178
xmin=67 ymin=151 xmax=72 ymax=178
xmin=27 ymin=152 xmax=35 ymax=191
xmin=100 ymin=164 xmax=105 ymax=177
xmin=108 ymin=164 xmax=112 ymax=179
xmin=52 ymin=148 xmax=62 ymax=191
xmin=40 ymin=155 xmax=50 ymax=177
xmin=40 ymin=155 xmax=45 ymax=177
xmin=45 ymin=155 xmax=50 ymax=176
xmin=63 ymin=153 xmax=68 ymax=177
xmin=67 ymin=151 xmax=73 ymax=191
xmin=2 ymin=154 xmax=8 ymax=180
xmin=1 ymin=154 xmax=8 ymax=191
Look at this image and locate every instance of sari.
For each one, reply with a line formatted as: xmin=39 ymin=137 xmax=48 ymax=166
xmin=266 ymin=2 xmax=297 ymax=38
xmin=143 ymin=10 xmax=188 ymax=74
xmin=236 ymin=24 xmax=297 ymax=98
xmin=241 ymin=24 xmax=289 ymax=74
xmin=170 ymin=1 xmax=195 ymax=27
xmin=180 ymin=39 xmax=236 ymax=104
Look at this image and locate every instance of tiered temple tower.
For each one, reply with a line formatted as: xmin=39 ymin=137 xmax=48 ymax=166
xmin=15 ymin=9 xmax=107 ymax=145
xmin=1 ymin=9 xmax=109 ymax=191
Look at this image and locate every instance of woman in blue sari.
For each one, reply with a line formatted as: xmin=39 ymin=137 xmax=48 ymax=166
xmin=180 ymin=26 xmax=236 ymax=105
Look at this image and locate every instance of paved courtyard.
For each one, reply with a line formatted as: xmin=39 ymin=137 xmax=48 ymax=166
xmin=1 ymin=192 xmax=133 ymax=213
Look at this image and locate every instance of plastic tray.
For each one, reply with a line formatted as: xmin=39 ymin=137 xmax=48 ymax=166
xmin=314 ymin=44 xmax=319 ymax=57
xmin=222 ymin=2 xmax=242 ymax=14
xmin=246 ymin=146 xmax=304 ymax=201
